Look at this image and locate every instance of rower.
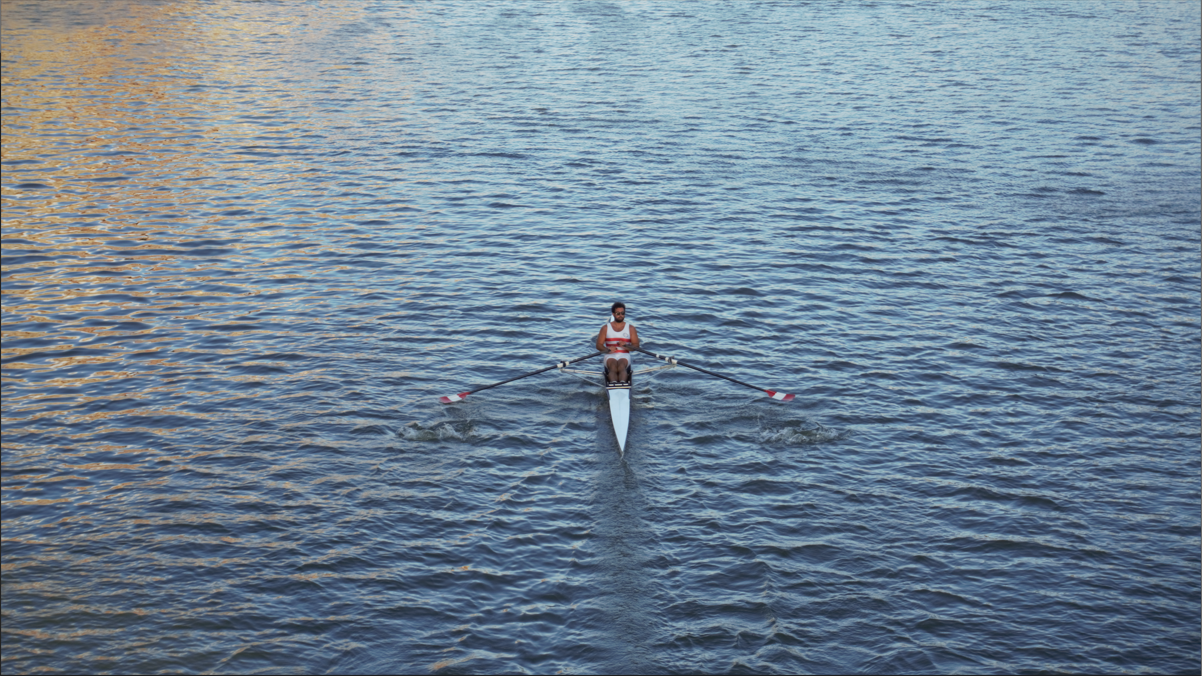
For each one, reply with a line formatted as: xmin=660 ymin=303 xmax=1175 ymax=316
xmin=596 ymin=302 xmax=640 ymax=384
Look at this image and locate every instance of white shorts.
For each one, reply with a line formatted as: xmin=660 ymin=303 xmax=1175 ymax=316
xmin=604 ymin=351 xmax=631 ymax=366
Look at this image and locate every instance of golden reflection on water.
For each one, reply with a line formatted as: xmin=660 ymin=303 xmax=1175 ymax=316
xmin=1 ymin=0 xmax=365 ymax=242
xmin=5 ymin=0 xmax=459 ymax=661
xmin=0 ymin=0 xmax=392 ymax=530
xmin=3 ymin=3 xmax=206 ymax=193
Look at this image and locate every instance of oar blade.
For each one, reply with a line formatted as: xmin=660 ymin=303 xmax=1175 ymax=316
xmin=766 ymin=390 xmax=795 ymax=402
xmin=440 ymin=392 xmax=470 ymax=404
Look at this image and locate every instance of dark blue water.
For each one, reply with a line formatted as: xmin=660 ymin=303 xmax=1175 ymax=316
xmin=3 ymin=1 xmax=1199 ymax=673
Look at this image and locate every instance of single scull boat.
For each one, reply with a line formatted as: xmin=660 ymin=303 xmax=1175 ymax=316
xmin=438 ymin=348 xmax=794 ymax=454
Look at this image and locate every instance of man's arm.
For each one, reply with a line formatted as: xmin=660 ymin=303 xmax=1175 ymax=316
xmin=629 ymin=325 xmax=640 ymax=350
xmin=596 ymin=325 xmax=608 ymax=352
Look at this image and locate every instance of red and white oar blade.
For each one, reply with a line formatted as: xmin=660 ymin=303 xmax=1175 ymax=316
xmin=440 ymin=392 xmax=470 ymax=404
xmin=766 ymin=390 xmax=795 ymax=402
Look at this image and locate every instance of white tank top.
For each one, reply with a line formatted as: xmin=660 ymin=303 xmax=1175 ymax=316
xmin=603 ymin=322 xmax=631 ymax=352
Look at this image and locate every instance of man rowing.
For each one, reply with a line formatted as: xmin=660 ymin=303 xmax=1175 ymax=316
xmin=439 ymin=300 xmax=794 ymax=412
xmin=596 ymin=302 xmax=640 ymax=384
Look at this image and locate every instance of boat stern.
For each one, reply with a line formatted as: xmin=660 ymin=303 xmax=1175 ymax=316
xmin=605 ymin=381 xmax=631 ymax=453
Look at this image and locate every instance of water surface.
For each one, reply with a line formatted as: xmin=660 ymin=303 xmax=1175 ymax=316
xmin=2 ymin=1 xmax=1200 ymax=673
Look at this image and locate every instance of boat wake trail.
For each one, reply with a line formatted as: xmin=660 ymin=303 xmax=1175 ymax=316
xmin=590 ymin=453 xmax=661 ymax=673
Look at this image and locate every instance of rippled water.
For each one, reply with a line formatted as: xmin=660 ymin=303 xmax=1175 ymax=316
xmin=3 ymin=1 xmax=1200 ymax=673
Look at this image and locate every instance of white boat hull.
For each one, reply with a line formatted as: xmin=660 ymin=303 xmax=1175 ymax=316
xmin=607 ymin=386 xmax=630 ymax=453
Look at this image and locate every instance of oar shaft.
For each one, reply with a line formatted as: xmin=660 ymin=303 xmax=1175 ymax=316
xmin=468 ymin=351 xmax=604 ymax=394
xmin=635 ymin=348 xmax=763 ymax=392
xmin=443 ymin=351 xmax=603 ymax=402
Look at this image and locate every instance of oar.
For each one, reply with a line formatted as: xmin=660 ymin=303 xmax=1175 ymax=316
xmin=635 ymin=348 xmax=795 ymax=401
xmin=439 ymin=351 xmax=604 ymax=403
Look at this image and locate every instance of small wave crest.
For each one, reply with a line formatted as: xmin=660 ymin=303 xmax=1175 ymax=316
xmin=398 ymin=420 xmax=475 ymax=441
xmin=759 ymin=420 xmax=844 ymax=445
